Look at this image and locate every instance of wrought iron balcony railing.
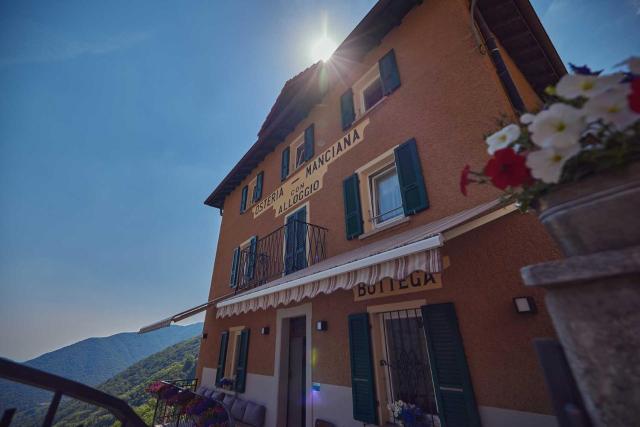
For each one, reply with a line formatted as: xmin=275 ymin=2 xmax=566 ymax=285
xmin=235 ymin=219 xmax=328 ymax=293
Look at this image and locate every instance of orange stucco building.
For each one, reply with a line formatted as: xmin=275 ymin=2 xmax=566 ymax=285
xmin=195 ymin=1 xmax=566 ymax=426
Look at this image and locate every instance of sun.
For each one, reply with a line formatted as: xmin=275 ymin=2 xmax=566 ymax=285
xmin=310 ymin=36 xmax=337 ymax=62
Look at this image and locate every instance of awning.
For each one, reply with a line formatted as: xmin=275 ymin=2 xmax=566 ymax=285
xmin=216 ymin=199 xmax=504 ymax=318
xmin=138 ymin=199 xmax=513 ymax=331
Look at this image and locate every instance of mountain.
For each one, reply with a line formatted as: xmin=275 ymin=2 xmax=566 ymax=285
xmin=0 ymin=323 xmax=202 ymax=416
xmin=14 ymin=336 xmax=201 ymax=427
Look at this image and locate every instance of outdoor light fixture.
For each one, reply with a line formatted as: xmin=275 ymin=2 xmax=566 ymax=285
xmin=316 ymin=321 xmax=328 ymax=331
xmin=513 ymin=296 xmax=537 ymax=314
xmin=260 ymin=327 xmax=270 ymax=335
xmin=202 ymin=333 xmax=208 ymax=340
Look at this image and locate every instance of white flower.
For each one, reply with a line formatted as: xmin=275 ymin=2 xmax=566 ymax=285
xmin=556 ymin=73 xmax=624 ymax=99
xmin=520 ymin=113 xmax=536 ymax=124
xmin=526 ymin=144 xmax=581 ymax=184
xmin=528 ymin=103 xmax=585 ymax=149
xmin=616 ymin=56 xmax=640 ymax=75
xmin=583 ymin=85 xmax=640 ymax=131
xmin=486 ymin=124 xmax=521 ymax=154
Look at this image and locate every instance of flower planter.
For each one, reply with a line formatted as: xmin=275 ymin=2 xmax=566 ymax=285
xmin=535 ymin=162 xmax=640 ymax=256
xmin=521 ymin=162 xmax=640 ymax=426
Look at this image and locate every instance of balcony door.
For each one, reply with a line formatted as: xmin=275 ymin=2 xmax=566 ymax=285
xmin=284 ymin=206 xmax=307 ymax=275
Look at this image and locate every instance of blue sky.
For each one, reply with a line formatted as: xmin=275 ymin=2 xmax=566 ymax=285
xmin=0 ymin=0 xmax=638 ymax=361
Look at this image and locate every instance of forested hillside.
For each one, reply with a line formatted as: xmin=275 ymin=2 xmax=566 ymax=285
xmin=0 ymin=323 xmax=202 ymax=419
xmin=13 ymin=336 xmax=201 ymax=427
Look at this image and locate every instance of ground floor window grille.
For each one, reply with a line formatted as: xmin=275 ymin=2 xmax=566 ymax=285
xmin=381 ymin=308 xmax=439 ymax=425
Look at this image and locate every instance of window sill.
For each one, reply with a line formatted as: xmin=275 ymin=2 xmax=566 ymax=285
xmin=359 ymin=216 xmax=410 ymax=240
xmin=352 ymin=95 xmax=389 ymax=128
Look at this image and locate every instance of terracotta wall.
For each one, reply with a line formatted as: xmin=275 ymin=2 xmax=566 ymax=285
xmin=198 ymin=211 xmax=561 ymax=415
xmin=206 ymin=0 xmax=544 ymax=307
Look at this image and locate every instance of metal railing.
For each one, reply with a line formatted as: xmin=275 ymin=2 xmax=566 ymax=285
xmin=0 ymin=357 xmax=147 ymax=427
xmin=150 ymin=381 xmax=233 ymax=427
xmin=150 ymin=379 xmax=197 ymax=426
xmin=235 ymin=219 xmax=328 ymax=293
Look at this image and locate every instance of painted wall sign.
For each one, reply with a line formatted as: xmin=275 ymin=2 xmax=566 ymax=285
xmin=253 ymin=118 xmax=371 ymax=218
xmin=352 ymin=271 xmax=442 ymax=302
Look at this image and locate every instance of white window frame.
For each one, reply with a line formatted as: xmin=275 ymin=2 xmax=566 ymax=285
xmin=226 ymin=326 xmax=246 ymax=380
xmin=368 ymin=161 xmax=404 ymax=228
xmin=353 ymin=63 xmax=384 ymax=119
xmin=291 ymin=133 xmax=306 ymax=170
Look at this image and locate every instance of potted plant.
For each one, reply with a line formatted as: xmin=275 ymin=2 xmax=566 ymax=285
xmin=460 ymin=57 xmax=640 ymax=426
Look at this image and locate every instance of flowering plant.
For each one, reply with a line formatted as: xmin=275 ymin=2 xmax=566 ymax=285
xmin=145 ymin=380 xmax=170 ymax=394
xmin=388 ymin=400 xmax=437 ymax=427
xmin=146 ymin=381 xmax=181 ymax=400
xmin=197 ymin=404 xmax=230 ymax=427
xmin=460 ymin=57 xmax=640 ymax=211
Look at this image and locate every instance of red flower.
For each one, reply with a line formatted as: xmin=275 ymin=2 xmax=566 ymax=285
xmin=629 ymin=78 xmax=640 ymax=113
xmin=483 ymin=148 xmax=532 ymax=190
xmin=460 ymin=165 xmax=471 ymax=196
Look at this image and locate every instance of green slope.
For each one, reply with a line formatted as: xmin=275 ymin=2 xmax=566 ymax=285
xmin=14 ymin=336 xmax=201 ymax=427
xmin=0 ymin=323 xmax=203 ymax=415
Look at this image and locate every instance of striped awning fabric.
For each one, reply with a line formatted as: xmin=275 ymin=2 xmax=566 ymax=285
xmin=215 ymin=199 xmax=502 ymax=318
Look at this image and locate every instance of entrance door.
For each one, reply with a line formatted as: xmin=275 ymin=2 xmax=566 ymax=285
xmin=285 ymin=207 xmax=307 ymax=274
xmin=286 ymin=317 xmax=306 ymax=427
xmin=380 ymin=309 xmax=439 ymax=425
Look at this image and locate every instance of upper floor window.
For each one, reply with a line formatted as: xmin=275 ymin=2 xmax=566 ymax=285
xmin=341 ymin=49 xmax=401 ymax=131
xmin=353 ymin=65 xmax=384 ymax=118
xmin=342 ymin=138 xmax=428 ymax=240
xmin=281 ymin=124 xmax=315 ymax=178
xmin=369 ymin=162 xmax=403 ymax=226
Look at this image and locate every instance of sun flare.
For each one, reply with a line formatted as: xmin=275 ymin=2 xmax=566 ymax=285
xmin=310 ymin=35 xmax=337 ymax=62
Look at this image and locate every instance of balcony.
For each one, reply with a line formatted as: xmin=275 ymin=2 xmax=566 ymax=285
xmin=235 ymin=219 xmax=328 ymax=293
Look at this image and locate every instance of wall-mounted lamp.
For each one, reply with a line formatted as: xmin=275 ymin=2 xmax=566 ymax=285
xmin=316 ymin=321 xmax=328 ymax=331
xmin=260 ymin=326 xmax=270 ymax=335
xmin=202 ymin=333 xmax=208 ymax=340
xmin=513 ymin=296 xmax=537 ymax=314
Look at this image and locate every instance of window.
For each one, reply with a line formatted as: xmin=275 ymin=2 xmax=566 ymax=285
xmin=217 ymin=326 xmax=250 ymax=393
xmin=295 ymin=139 xmax=306 ymax=169
xmin=353 ymin=64 xmax=384 ymax=118
xmin=345 ymin=138 xmax=428 ymax=239
xmin=362 ymin=76 xmax=384 ymax=112
xmin=340 ymin=49 xmax=400 ymax=130
xmin=370 ymin=163 xmax=403 ymax=226
xmin=240 ymin=185 xmax=248 ymax=213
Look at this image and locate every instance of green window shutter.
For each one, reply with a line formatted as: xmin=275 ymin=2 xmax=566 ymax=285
xmin=215 ymin=331 xmax=229 ymax=385
xmin=253 ymin=172 xmax=264 ymax=202
xmin=240 ymin=185 xmax=248 ymax=213
xmin=421 ymin=303 xmax=481 ymax=427
xmin=342 ymin=174 xmax=364 ymax=240
xmin=304 ymin=124 xmax=315 ymax=161
xmin=379 ymin=49 xmax=401 ymax=95
xmin=348 ymin=313 xmax=378 ymax=425
xmin=229 ymin=246 xmax=240 ymax=288
xmin=281 ymin=147 xmax=290 ymax=181
xmin=395 ymin=138 xmax=429 ymax=215
xmin=340 ymin=88 xmax=355 ymax=130
xmin=246 ymin=236 xmax=258 ymax=280
xmin=234 ymin=329 xmax=250 ymax=393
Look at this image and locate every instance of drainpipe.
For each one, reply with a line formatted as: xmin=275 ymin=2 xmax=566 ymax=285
xmin=472 ymin=4 xmax=526 ymax=114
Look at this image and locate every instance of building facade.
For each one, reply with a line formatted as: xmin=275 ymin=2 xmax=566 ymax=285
xmin=197 ymin=1 xmax=566 ymax=426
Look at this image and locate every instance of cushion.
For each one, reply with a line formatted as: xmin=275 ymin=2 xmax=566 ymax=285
xmin=230 ymin=398 xmax=248 ymax=420
xmin=211 ymin=391 xmax=225 ymax=401
xmin=242 ymin=401 xmax=266 ymax=427
xmin=222 ymin=393 xmax=236 ymax=407
xmin=195 ymin=385 xmax=208 ymax=396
